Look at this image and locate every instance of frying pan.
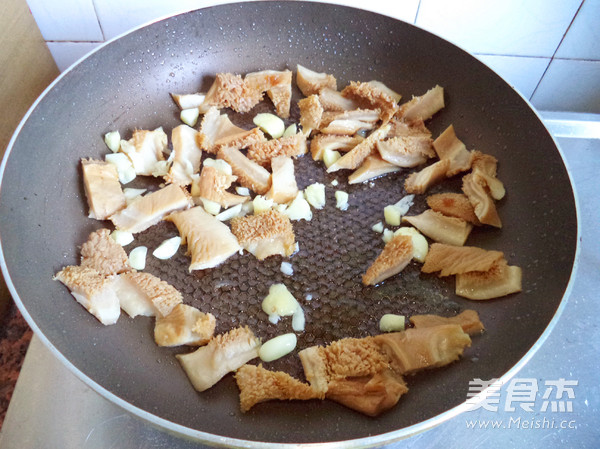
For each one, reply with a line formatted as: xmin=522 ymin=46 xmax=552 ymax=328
xmin=0 ymin=1 xmax=578 ymax=446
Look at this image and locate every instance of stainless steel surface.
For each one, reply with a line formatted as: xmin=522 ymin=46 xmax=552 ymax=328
xmin=1 ymin=127 xmax=598 ymax=449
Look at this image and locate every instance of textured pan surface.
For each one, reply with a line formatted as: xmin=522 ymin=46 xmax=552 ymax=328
xmin=0 ymin=1 xmax=577 ymax=445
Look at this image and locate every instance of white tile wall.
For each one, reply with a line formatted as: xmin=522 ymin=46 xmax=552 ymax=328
xmin=24 ymin=0 xmax=600 ymax=113
xmin=474 ymin=55 xmax=551 ymax=98
xmin=26 ymin=0 xmax=103 ymax=41
xmin=555 ymin=0 xmax=600 ymax=59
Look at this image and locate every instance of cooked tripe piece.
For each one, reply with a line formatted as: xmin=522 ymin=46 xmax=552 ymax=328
xmin=235 ymin=364 xmax=320 ymax=412
xmin=177 ymin=326 xmax=261 ymax=392
xmin=203 ymin=72 xmax=263 ymax=113
xmin=265 ymin=156 xmax=298 ymax=204
xmin=197 ymin=106 xmax=265 ymax=154
xmin=426 ymin=192 xmax=481 ymax=225
xmin=376 ymin=136 xmax=435 ymax=168
xmin=194 ymin=165 xmax=248 ymax=208
xmin=247 ymin=132 xmax=307 ymax=167
xmin=166 ymin=124 xmax=202 ymax=186
xmin=341 ymin=81 xmax=399 ymax=123
xmin=402 ymin=209 xmax=473 ymax=246
xmin=433 ymin=125 xmax=472 ymax=176
xmin=81 ymin=159 xmax=126 ymax=220
xmin=462 ymin=172 xmax=502 ymax=228
xmin=396 ymin=85 xmax=445 ymax=122
xmin=114 ymin=271 xmax=182 ymax=318
xmin=421 ymin=243 xmax=504 ymax=276
xmin=167 ymin=206 xmax=241 ymax=271
xmin=363 ymin=234 xmax=414 ymax=286
xmin=471 ymin=151 xmax=505 ymax=200
xmin=296 ymin=64 xmax=337 ymax=96
xmin=348 ymin=154 xmax=400 ymax=184
xmin=217 ymin=146 xmax=272 ymax=195
xmin=410 ymin=309 xmax=485 ymax=336
xmin=310 ymin=135 xmax=362 ymax=161
xmin=326 ymin=369 xmax=408 ymax=417
xmin=154 ymin=304 xmax=216 ymax=347
xmin=320 ymin=109 xmax=380 ymax=135
xmin=245 ymin=69 xmax=293 ymax=118
xmin=366 ymin=80 xmax=402 ymax=102
xmin=110 ymin=184 xmax=192 ymax=234
xmin=170 ymin=92 xmax=211 ymax=113
xmin=298 ymin=94 xmax=323 ymax=136
xmin=318 ymin=88 xmax=359 ymax=112
xmin=119 ymin=128 xmax=167 ymax=176
xmin=53 ymin=265 xmax=120 ymax=325
xmin=231 ymin=209 xmax=295 ymax=260
xmin=327 ymin=124 xmax=390 ymax=172
xmin=388 ymin=117 xmax=432 ymax=138
xmin=374 ymin=325 xmax=471 ymax=375
xmin=80 ymin=228 xmax=130 ymax=276
xmin=456 ymin=259 xmax=522 ymax=300
xmin=404 ymin=159 xmax=451 ymax=194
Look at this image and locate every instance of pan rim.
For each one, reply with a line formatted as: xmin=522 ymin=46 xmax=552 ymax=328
xmin=0 ymin=1 xmax=581 ymax=446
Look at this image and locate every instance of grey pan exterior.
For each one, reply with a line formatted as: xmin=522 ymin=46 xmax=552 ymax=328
xmin=0 ymin=1 xmax=578 ymax=447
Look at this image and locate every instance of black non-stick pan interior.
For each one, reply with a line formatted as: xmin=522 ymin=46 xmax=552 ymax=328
xmin=0 ymin=2 xmax=577 ymax=446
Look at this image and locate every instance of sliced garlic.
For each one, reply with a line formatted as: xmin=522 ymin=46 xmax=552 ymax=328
xmin=236 ymin=186 xmax=251 ymax=196
xmin=259 ymin=333 xmax=297 ymax=362
xmin=282 ymin=123 xmax=297 ymax=137
xmin=292 ymin=305 xmax=305 ymax=332
xmin=111 ymin=230 xmax=134 ymax=246
xmin=180 ymin=108 xmax=200 ymax=127
xmin=253 ymin=113 xmax=285 ymax=139
xmin=372 ymin=221 xmax=384 ymax=233
xmin=200 ymin=198 xmax=221 ymax=215
xmin=105 ymin=152 xmax=136 ymax=184
xmin=323 ymin=148 xmax=341 ymax=168
xmin=379 ymin=314 xmax=406 ymax=332
xmin=280 ymin=261 xmax=294 ymax=276
xmin=203 ymin=158 xmax=233 ymax=176
xmin=382 ymin=228 xmax=394 ymax=243
xmin=104 ymin=131 xmax=121 ymax=152
xmin=335 ymin=190 xmax=349 ymax=211
xmin=394 ymin=226 xmax=429 ymax=263
xmin=304 ymin=183 xmax=326 ymax=209
xmin=253 ymin=195 xmax=273 ymax=215
xmin=262 ymin=283 xmax=299 ymax=317
xmin=384 ymin=205 xmax=402 ymax=226
xmin=152 ymin=236 xmax=181 ymax=260
xmin=284 ymin=192 xmax=312 ymax=221
xmin=330 ymin=179 xmax=339 ymax=187
xmin=216 ymin=203 xmax=243 ymax=221
xmin=128 ymin=246 xmax=147 ymax=270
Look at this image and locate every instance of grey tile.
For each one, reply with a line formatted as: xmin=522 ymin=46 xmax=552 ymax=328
xmin=26 ymin=0 xmax=103 ymax=41
xmin=475 ymin=54 xmax=550 ymax=98
xmin=416 ymin=0 xmax=582 ymax=57
xmin=47 ymin=42 xmax=103 ymax=72
xmin=556 ymin=0 xmax=600 ymax=59
xmin=531 ymin=59 xmax=600 ymax=113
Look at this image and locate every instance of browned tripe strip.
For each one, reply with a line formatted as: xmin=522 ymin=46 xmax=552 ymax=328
xmin=362 ymin=234 xmax=414 ymax=285
xmin=410 ymin=310 xmax=485 ymax=336
xmin=194 ymin=165 xmax=248 ymax=208
xmin=296 ymin=64 xmax=337 ymax=96
xmin=402 ymin=210 xmax=473 ymax=246
xmin=396 ymin=85 xmax=444 ymax=122
xmin=341 ymin=81 xmax=398 ymax=123
xmin=433 ymin=125 xmax=472 ymax=176
xmin=326 ymin=369 xmax=408 ymax=417
xmin=231 ymin=209 xmax=296 ymax=260
xmin=310 ymin=134 xmax=363 ymax=161
xmin=154 ymin=304 xmax=216 ymax=347
xmin=235 ymin=364 xmax=320 ymax=412
xmin=247 ymin=132 xmax=307 ymax=167
xmin=471 ymin=151 xmax=506 ymax=200
xmin=348 ymin=154 xmax=400 ymax=184
xmin=217 ymin=146 xmax=271 ymax=195
xmin=80 ymin=228 xmax=130 ymax=276
xmin=245 ymin=70 xmax=292 ymax=118
xmin=377 ymin=135 xmax=435 ymax=168
xmin=197 ymin=107 xmax=265 ymax=154
xmin=265 ymin=155 xmax=298 ymax=204
xmin=375 ymin=325 xmax=471 ymax=375
xmin=462 ymin=172 xmax=502 ymax=228
xmin=426 ymin=192 xmax=481 ymax=225
xmin=456 ymin=259 xmax=522 ymax=300
xmin=81 ymin=158 xmax=126 ymax=220
xmin=298 ymin=94 xmax=324 ymax=135
xmin=327 ymin=124 xmax=390 ymax=172
xmin=404 ymin=159 xmax=450 ymax=194
xmin=318 ymin=87 xmax=358 ymax=111
xmin=388 ymin=117 xmax=432 ymax=138
xmin=203 ymin=73 xmax=263 ymax=113
xmin=421 ymin=243 xmax=504 ymax=276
